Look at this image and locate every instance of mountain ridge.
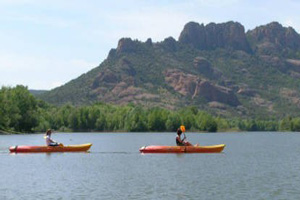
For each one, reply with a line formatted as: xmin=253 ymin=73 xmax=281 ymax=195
xmin=38 ymin=21 xmax=300 ymax=119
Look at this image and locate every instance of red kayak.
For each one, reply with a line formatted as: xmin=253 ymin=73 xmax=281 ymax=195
xmin=9 ymin=143 xmax=92 ymax=153
xmin=139 ymin=144 xmax=225 ymax=153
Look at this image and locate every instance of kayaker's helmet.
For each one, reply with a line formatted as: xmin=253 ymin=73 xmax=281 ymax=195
xmin=177 ymin=128 xmax=182 ymax=135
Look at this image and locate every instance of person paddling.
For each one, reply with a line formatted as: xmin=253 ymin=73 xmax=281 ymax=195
xmin=45 ymin=129 xmax=62 ymax=146
xmin=175 ymin=125 xmax=193 ymax=146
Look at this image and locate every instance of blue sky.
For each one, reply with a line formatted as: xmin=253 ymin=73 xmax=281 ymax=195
xmin=0 ymin=0 xmax=299 ymax=90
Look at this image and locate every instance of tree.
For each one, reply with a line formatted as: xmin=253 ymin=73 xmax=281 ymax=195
xmin=95 ymin=112 xmax=107 ymax=131
xmin=0 ymin=86 xmax=39 ymax=132
xmin=195 ymin=112 xmax=217 ymax=132
xmin=165 ymin=113 xmax=181 ymax=131
xmin=291 ymin=118 xmax=300 ymax=131
xmin=68 ymin=109 xmax=81 ymax=131
xmin=279 ymin=117 xmax=292 ymax=131
xmin=0 ymin=88 xmax=10 ymax=130
xmin=148 ymin=108 xmax=166 ymax=131
xmin=125 ymin=107 xmax=148 ymax=132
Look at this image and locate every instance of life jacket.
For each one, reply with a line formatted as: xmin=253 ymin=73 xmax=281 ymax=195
xmin=176 ymin=136 xmax=184 ymax=146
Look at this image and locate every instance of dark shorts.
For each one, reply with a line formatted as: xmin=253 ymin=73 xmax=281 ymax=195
xmin=48 ymin=142 xmax=59 ymax=146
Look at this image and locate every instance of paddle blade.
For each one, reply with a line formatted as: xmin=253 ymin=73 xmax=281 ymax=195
xmin=180 ymin=125 xmax=186 ymax=132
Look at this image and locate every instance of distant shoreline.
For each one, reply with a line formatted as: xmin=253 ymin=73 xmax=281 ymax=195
xmin=0 ymin=130 xmax=290 ymax=135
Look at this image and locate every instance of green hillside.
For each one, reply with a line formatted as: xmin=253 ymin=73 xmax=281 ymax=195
xmin=38 ymin=21 xmax=300 ymax=119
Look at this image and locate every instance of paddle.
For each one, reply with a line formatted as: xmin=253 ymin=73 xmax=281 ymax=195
xmin=180 ymin=125 xmax=186 ymax=142
xmin=180 ymin=125 xmax=197 ymax=146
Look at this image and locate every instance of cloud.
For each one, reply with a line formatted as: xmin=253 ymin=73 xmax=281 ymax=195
xmin=0 ymin=53 xmax=98 ymax=90
xmin=6 ymin=14 xmax=76 ymax=28
xmin=70 ymin=59 xmax=98 ymax=69
xmin=50 ymin=81 xmax=64 ymax=89
xmin=1 ymin=5 xmax=78 ymax=29
xmin=101 ymin=5 xmax=194 ymax=42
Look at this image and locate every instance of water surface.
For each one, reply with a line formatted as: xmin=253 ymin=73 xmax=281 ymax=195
xmin=1 ymin=132 xmax=300 ymax=199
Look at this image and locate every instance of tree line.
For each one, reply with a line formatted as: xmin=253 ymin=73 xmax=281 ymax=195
xmin=1 ymin=85 xmax=300 ymax=133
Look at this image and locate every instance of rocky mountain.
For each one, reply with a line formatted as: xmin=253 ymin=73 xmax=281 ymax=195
xmin=38 ymin=21 xmax=300 ymax=119
xmin=247 ymin=22 xmax=300 ymax=55
xmin=179 ymin=21 xmax=252 ymax=53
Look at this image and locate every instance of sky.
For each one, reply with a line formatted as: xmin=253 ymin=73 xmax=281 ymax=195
xmin=0 ymin=0 xmax=299 ymax=90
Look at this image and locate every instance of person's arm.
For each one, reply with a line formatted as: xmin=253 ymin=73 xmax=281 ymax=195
xmin=49 ymin=137 xmax=56 ymax=143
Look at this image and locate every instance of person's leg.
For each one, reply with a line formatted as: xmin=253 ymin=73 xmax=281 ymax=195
xmin=49 ymin=142 xmax=59 ymax=146
xmin=184 ymin=141 xmax=193 ymax=146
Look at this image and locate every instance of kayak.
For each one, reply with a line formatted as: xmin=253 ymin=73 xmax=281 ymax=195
xmin=139 ymin=144 xmax=225 ymax=153
xmin=9 ymin=143 xmax=92 ymax=153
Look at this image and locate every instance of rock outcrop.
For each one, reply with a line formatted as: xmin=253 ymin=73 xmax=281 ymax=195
xmin=164 ymin=69 xmax=240 ymax=106
xmin=286 ymin=59 xmax=300 ymax=73
xmin=160 ymin=37 xmax=178 ymax=52
xmin=179 ymin=21 xmax=252 ymax=53
xmin=237 ymin=88 xmax=256 ymax=97
xmin=193 ymin=57 xmax=214 ymax=78
xmin=119 ymin=58 xmax=136 ymax=76
xmin=116 ymin=38 xmax=138 ymax=53
xmin=91 ymin=69 xmax=119 ymax=89
xmin=247 ymin=22 xmax=300 ymax=55
xmin=196 ymin=81 xmax=240 ymax=107
xmin=280 ymin=88 xmax=300 ymax=108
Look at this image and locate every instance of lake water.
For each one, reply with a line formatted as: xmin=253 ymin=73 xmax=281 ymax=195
xmin=1 ymin=132 xmax=300 ymax=200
